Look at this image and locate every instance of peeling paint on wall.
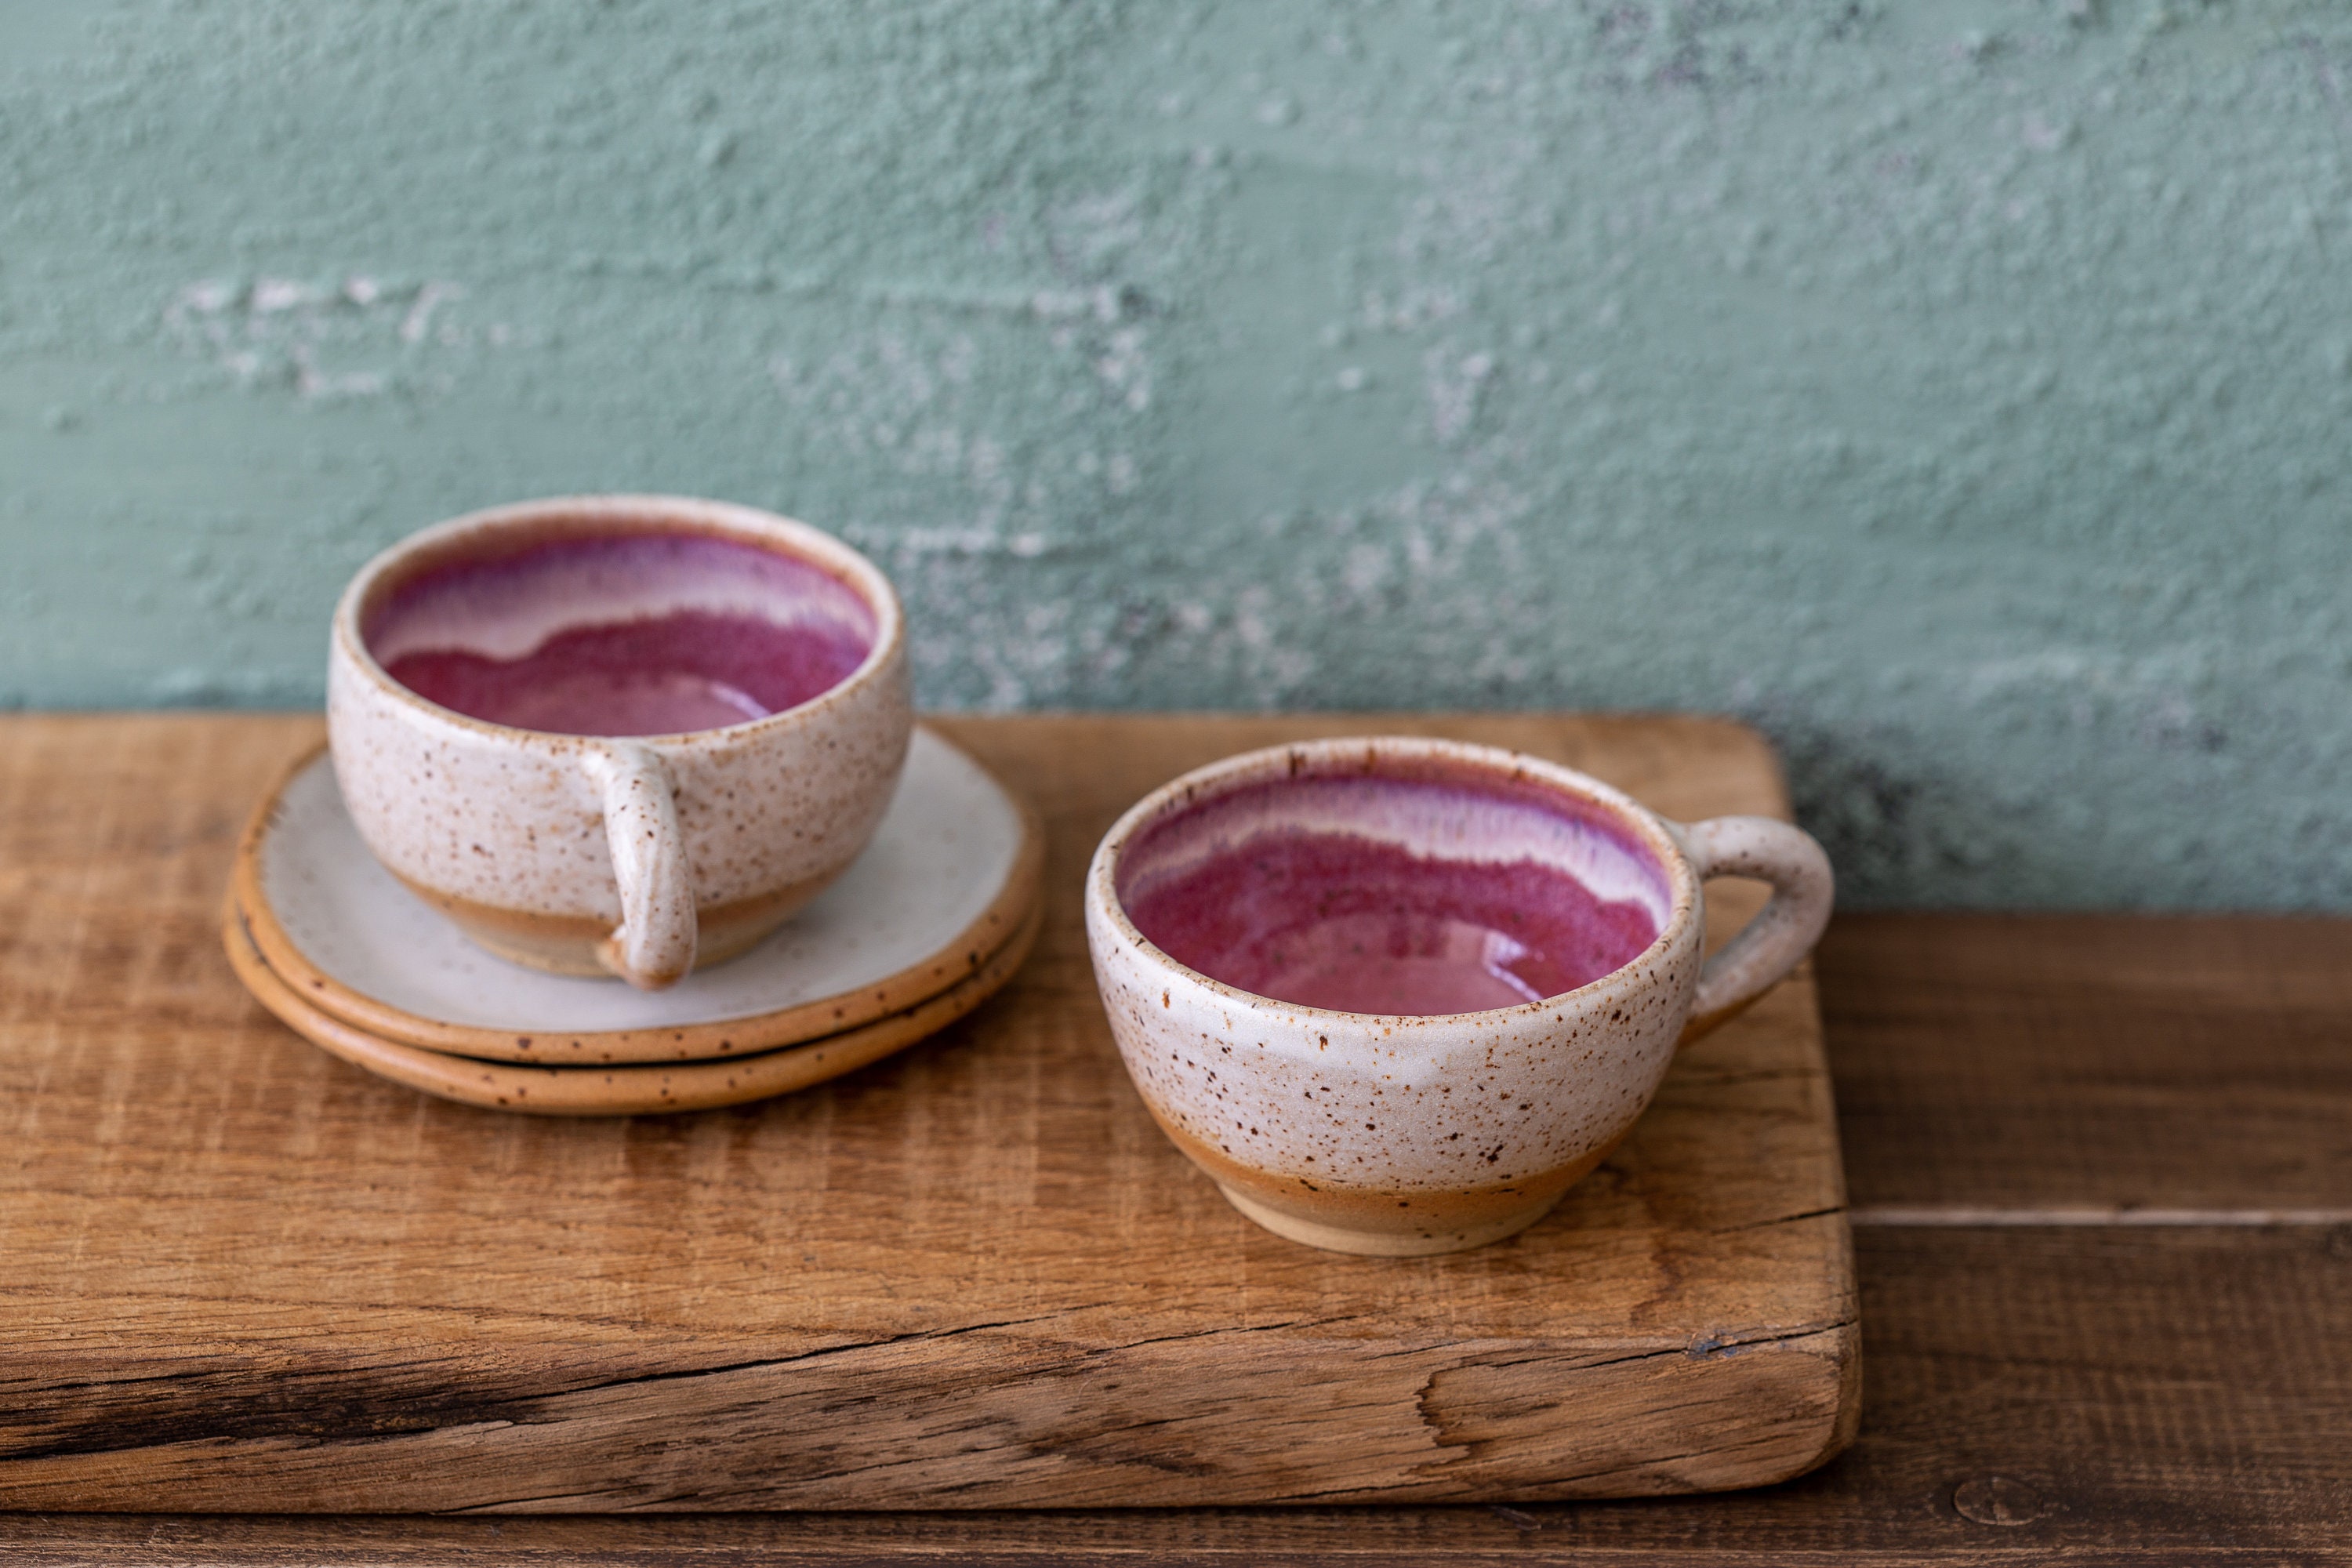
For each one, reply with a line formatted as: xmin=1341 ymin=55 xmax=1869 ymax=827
xmin=1 ymin=0 xmax=2348 ymax=908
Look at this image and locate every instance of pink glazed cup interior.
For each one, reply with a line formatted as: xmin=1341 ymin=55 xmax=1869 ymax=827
xmin=1112 ymin=752 xmax=1681 ymax=1018
xmin=358 ymin=520 xmax=884 ymax=739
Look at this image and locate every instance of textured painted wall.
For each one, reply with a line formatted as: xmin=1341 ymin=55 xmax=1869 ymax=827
xmin=2 ymin=1 xmax=2347 ymax=907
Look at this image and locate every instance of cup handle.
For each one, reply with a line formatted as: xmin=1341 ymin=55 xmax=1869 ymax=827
xmin=1670 ymin=815 xmax=1835 ymax=1047
xmin=580 ymin=740 xmax=698 ymax=990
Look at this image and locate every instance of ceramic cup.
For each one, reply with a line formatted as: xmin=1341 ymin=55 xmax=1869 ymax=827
xmin=328 ymin=495 xmax=912 ymax=990
xmin=1084 ymin=737 xmax=1834 ymax=1255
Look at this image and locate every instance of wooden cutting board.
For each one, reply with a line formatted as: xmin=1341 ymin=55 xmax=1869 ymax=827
xmin=0 ymin=713 xmax=1856 ymax=1509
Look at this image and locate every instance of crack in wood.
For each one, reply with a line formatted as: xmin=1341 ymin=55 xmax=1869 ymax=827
xmin=1707 ymin=1204 xmax=1849 ymax=1236
xmin=1401 ymin=1319 xmax=1858 ymax=1496
xmin=0 ymin=713 xmax=1866 ymax=1508
xmin=2 ymin=1308 xmax=1130 ymax=1463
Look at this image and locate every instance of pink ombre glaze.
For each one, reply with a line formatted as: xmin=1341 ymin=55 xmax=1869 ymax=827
xmin=1117 ymin=774 xmax=1668 ymax=1017
xmin=365 ymin=533 xmax=875 ymax=737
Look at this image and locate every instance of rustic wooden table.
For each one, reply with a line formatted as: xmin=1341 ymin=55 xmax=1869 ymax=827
xmin=5 ymin=717 xmax=2348 ymax=1563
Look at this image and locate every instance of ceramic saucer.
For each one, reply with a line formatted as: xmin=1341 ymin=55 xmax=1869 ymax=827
xmin=233 ymin=726 xmax=1042 ymax=1064
xmin=225 ymin=893 xmax=1040 ymax=1115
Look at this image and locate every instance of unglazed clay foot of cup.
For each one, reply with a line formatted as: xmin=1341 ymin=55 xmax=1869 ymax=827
xmin=1083 ymin=737 xmax=1835 ymax=1256
xmin=327 ymin=495 xmax=913 ymax=990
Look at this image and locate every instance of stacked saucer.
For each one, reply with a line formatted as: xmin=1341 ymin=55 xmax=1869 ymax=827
xmin=224 ymin=727 xmax=1042 ymax=1115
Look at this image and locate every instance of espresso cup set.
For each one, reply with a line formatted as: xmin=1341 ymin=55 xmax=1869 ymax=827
xmin=226 ymin=495 xmax=1833 ymax=1253
xmin=225 ymin=497 xmax=1042 ymax=1116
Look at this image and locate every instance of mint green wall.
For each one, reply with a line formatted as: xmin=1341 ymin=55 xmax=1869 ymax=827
xmin=2 ymin=2 xmax=2347 ymax=907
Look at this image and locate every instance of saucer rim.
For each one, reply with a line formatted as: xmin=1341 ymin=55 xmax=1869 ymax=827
xmin=223 ymin=890 xmax=1041 ymax=1116
xmin=234 ymin=725 xmax=1044 ymax=1064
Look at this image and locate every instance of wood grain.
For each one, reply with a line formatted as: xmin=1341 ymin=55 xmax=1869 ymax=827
xmin=0 ymin=713 xmax=1854 ymax=1511
xmin=1820 ymin=913 xmax=2352 ymax=1214
xmin=5 ymin=723 xmax=2347 ymax=1557
xmin=2 ymin=1229 xmax=2346 ymax=1561
xmin=7 ymin=1216 xmax=2346 ymax=1560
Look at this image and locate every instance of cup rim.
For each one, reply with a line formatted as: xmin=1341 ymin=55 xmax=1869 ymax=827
xmin=1087 ymin=735 xmax=1703 ymax=1026
xmin=332 ymin=493 xmax=905 ymax=745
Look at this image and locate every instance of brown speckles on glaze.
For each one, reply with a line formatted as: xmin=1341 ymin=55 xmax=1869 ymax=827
xmin=328 ymin=495 xmax=913 ymax=987
xmin=1083 ymin=735 xmax=1834 ymax=1257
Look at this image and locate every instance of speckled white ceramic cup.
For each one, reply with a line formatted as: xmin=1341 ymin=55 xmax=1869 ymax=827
xmin=328 ymin=495 xmax=912 ymax=991
xmin=1084 ymin=737 xmax=1833 ymax=1255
